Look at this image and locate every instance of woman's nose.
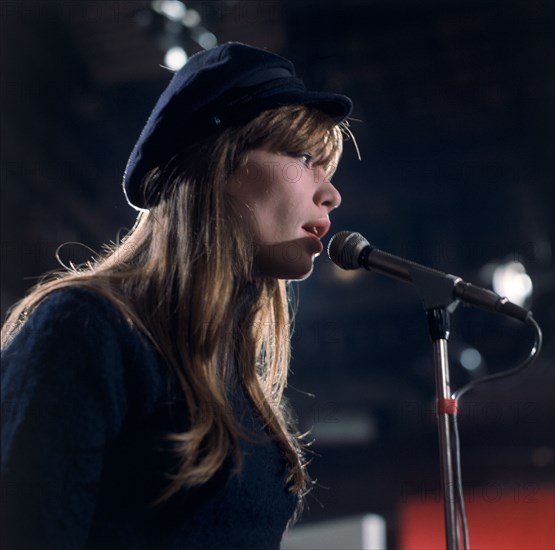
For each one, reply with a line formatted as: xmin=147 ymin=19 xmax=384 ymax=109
xmin=314 ymin=168 xmax=342 ymax=211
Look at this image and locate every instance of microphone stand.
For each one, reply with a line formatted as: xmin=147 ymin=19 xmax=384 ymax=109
xmin=328 ymin=230 xmax=540 ymax=548
xmin=410 ymin=267 xmax=464 ymax=549
xmin=428 ymin=307 xmax=459 ymax=549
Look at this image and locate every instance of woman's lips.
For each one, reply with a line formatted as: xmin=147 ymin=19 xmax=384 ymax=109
xmin=302 ymin=218 xmax=331 ymax=239
xmin=301 ymin=218 xmax=331 ymax=255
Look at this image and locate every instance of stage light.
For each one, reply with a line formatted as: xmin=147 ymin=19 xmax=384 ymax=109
xmin=151 ymin=0 xmax=187 ymax=21
xmin=182 ymin=9 xmax=201 ymax=28
xmin=460 ymin=347 xmax=482 ymax=371
xmin=492 ymin=261 xmax=533 ymax=307
xmin=197 ymin=31 xmax=217 ymax=49
xmin=164 ymin=46 xmax=188 ymax=70
xmin=141 ymin=0 xmax=218 ymax=69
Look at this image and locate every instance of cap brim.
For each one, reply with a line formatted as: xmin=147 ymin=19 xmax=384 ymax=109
xmin=260 ymin=90 xmax=352 ymax=123
xmin=293 ymin=91 xmax=353 ymax=122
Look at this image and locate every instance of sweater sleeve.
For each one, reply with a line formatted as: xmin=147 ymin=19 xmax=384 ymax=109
xmin=1 ymin=288 xmax=130 ymax=549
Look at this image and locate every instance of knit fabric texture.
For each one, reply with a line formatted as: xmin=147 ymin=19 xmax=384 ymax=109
xmin=1 ymin=287 xmax=297 ymax=549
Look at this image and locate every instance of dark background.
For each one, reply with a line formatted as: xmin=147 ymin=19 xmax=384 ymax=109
xmin=2 ymin=0 xmax=554 ymax=545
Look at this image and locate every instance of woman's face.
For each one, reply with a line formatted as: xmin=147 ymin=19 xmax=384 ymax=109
xmin=227 ymin=147 xmax=342 ymax=280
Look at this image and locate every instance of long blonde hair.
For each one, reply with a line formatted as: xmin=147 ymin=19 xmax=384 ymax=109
xmin=2 ymin=105 xmax=345 ymax=505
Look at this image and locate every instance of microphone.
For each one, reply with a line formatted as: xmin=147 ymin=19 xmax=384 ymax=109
xmin=327 ymin=231 xmax=531 ymax=322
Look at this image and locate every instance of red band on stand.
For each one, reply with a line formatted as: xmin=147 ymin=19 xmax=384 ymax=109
xmin=438 ymin=398 xmax=458 ymax=416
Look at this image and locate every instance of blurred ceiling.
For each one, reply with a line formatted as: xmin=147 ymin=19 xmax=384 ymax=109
xmin=2 ymin=0 xmax=554 ymax=538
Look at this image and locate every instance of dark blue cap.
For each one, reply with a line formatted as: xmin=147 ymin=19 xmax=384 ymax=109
xmin=123 ymin=42 xmax=353 ymax=210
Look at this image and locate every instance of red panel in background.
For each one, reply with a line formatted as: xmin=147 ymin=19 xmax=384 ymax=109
xmin=399 ymin=486 xmax=555 ymax=549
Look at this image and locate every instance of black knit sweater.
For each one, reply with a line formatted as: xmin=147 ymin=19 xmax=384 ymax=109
xmin=1 ymin=287 xmax=297 ymax=549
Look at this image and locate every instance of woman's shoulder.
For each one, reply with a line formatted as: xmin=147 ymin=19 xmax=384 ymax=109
xmin=30 ymin=285 xmax=130 ymax=327
xmin=6 ymin=286 xmax=134 ymax=346
xmin=2 ymin=285 xmax=170 ymax=419
xmin=2 ymin=285 xmax=160 ymax=376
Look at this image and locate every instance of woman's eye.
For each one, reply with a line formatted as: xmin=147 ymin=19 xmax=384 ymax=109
xmin=299 ymin=152 xmax=313 ymax=167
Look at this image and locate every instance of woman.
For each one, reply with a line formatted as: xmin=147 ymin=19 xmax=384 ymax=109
xmin=1 ymin=42 xmax=353 ymax=549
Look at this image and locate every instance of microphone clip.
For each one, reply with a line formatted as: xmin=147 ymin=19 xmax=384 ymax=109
xmin=409 ymin=265 xmax=461 ymax=314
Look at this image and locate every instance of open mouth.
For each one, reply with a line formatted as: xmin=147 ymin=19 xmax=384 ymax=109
xmin=302 ymin=219 xmax=330 ymax=240
xmin=302 ymin=226 xmax=322 ymax=238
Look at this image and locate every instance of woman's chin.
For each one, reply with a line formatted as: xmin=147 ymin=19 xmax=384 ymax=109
xmin=254 ymin=242 xmax=317 ymax=280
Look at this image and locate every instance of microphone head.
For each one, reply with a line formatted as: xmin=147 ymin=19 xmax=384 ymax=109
xmin=327 ymin=231 xmax=370 ymax=269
